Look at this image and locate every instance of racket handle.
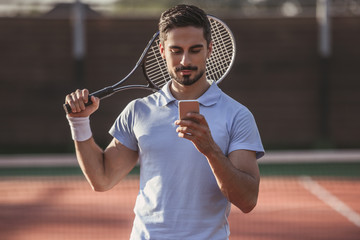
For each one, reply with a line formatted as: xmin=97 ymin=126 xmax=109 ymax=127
xmin=63 ymin=87 xmax=114 ymax=114
xmin=63 ymin=97 xmax=93 ymax=114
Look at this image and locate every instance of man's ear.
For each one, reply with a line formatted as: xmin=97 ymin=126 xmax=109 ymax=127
xmin=159 ymin=43 xmax=165 ymax=59
xmin=207 ymin=41 xmax=213 ymax=59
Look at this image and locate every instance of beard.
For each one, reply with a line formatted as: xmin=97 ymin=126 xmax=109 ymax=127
xmin=170 ymin=66 xmax=205 ymax=86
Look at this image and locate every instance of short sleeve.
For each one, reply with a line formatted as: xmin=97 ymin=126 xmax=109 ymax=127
xmin=109 ymin=100 xmax=138 ymax=151
xmin=228 ymin=108 xmax=265 ymax=159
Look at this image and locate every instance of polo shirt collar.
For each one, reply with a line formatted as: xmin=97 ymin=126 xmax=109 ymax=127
xmin=158 ymin=80 xmax=222 ymax=107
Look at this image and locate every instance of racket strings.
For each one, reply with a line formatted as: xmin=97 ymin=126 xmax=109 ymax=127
xmin=206 ymin=18 xmax=235 ymax=83
xmin=144 ymin=39 xmax=171 ymax=88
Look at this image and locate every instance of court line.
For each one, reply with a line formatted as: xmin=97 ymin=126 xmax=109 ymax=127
xmin=0 ymin=154 xmax=78 ymax=167
xmin=299 ymin=176 xmax=360 ymax=228
xmin=259 ymin=149 xmax=360 ymax=163
xmin=1 ymin=150 xmax=360 ymax=167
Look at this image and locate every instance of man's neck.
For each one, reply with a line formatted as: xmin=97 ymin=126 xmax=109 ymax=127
xmin=170 ymin=78 xmax=211 ymax=100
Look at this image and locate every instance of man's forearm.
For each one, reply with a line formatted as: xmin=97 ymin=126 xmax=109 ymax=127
xmin=74 ymin=138 xmax=139 ymax=192
xmin=206 ymin=147 xmax=260 ymax=213
xmin=74 ymin=138 xmax=107 ymax=191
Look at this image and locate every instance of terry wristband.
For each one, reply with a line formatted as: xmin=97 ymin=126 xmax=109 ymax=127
xmin=66 ymin=115 xmax=92 ymax=141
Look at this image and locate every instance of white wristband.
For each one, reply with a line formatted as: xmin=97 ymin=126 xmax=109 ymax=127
xmin=66 ymin=115 xmax=92 ymax=141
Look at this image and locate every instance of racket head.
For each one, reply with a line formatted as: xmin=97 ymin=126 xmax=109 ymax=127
xmin=142 ymin=32 xmax=171 ymax=90
xmin=206 ymin=15 xmax=236 ymax=84
xmin=142 ymin=15 xmax=236 ymax=89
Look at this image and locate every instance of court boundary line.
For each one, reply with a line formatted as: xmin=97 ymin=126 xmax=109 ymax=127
xmin=0 ymin=154 xmax=77 ymax=167
xmin=259 ymin=149 xmax=360 ymax=163
xmin=0 ymin=149 xmax=359 ymax=167
xmin=299 ymin=176 xmax=360 ymax=228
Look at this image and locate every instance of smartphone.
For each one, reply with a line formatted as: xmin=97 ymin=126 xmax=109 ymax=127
xmin=178 ymin=100 xmax=199 ymax=120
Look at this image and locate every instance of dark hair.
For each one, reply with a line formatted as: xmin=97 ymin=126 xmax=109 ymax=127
xmin=159 ymin=4 xmax=211 ymax=46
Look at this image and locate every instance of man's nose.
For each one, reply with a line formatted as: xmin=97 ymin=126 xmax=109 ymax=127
xmin=180 ymin=52 xmax=191 ymax=66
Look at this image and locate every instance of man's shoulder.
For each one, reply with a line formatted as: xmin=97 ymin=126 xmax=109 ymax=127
xmin=122 ymin=91 xmax=164 ymax=115
xmin=128 ymin=91 xmax=161 ymax=105
xmin=217 ymin=89 xmax=249 ymax=113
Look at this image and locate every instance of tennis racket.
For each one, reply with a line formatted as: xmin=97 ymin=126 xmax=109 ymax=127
xmin=63 ymin=15 xmax=236 ymax=114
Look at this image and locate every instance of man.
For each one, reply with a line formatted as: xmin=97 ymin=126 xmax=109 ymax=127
xmin=65 ymin=4 xmax=264 ymax=240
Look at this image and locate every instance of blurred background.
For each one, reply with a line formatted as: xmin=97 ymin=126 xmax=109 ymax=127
xmin=0 ymin=1 xmax=359 ymax=240
xmin=0 ymin=0 xmax=359 ymax=153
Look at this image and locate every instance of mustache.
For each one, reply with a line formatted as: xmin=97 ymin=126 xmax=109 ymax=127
xmin=175 ymin=66 xmax=198 ymax=72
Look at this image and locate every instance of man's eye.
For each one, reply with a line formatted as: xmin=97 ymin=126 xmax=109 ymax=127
xmin=191 ymin=49 xmax=201 ymax=53
xmin=171 ymin=50 xmax=182 ymax=54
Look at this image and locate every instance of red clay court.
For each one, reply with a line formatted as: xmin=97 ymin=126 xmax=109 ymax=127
xmin=0 ymin=151 xmax=359 ymax=240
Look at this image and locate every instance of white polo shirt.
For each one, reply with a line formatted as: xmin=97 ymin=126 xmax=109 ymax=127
xmin=109 ymin=81 xmax=264 ymax=240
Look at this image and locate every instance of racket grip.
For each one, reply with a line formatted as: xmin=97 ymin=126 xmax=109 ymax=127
xmin=63 ymin=96 xmax=93 ymax=114
xmin=63 ymin=87 xmax=114 ymax=114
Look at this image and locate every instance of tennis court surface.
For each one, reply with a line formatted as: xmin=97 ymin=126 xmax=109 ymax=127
xmin=0 ymin=150 xmax=359 ymax=240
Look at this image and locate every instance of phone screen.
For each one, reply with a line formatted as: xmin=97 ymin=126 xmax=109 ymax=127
xmin=178 ymin=100 xmax=199 ymax=120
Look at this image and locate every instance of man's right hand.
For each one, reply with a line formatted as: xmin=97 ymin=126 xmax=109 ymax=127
xmin=65 ymin=89 xmax=100 ymax=117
